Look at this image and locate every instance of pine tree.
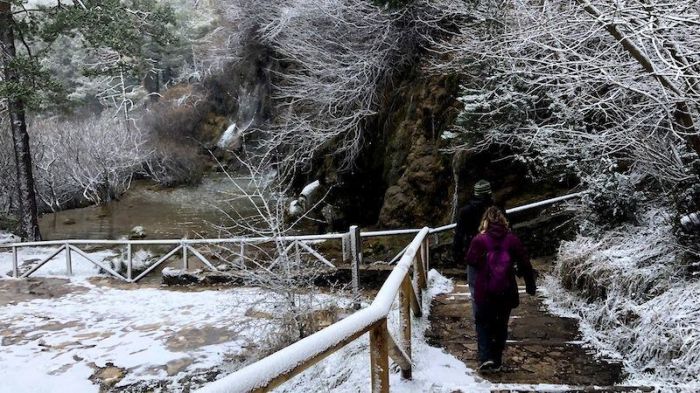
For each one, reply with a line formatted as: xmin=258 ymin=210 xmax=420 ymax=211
xmin=1 ymin=1 xmax=41 ymax=241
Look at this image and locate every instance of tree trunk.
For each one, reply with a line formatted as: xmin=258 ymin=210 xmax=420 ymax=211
xmin=0 ymin=2 xmax=42 ymax=241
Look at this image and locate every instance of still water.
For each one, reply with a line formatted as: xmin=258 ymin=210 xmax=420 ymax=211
xmin=39 ymin=174 xmax=259 ymax=240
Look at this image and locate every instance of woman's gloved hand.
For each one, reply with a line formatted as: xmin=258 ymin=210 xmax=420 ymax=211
xmin=525 ymin=269 xmax=538 ymax=295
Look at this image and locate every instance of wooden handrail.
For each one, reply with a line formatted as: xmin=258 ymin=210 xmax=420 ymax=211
xmin=196 ymin=228 xmax=430 ymax=393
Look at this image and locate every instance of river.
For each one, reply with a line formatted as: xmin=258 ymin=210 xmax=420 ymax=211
xmin=39 ymin=173 xmax=260 ymax=240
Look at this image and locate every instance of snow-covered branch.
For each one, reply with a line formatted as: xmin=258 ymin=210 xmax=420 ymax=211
xmin=435 ymin=0 xmax=699 ymax=188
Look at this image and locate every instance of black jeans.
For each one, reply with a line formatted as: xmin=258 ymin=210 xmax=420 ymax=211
xmin=474 ymin=299 xmax=511 ymax=366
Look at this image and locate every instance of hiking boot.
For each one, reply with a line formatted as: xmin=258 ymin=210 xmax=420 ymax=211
xmin=478 ymin=360 xmax=496 ymax=373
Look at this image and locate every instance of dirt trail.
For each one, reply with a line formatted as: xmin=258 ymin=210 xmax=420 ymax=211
xmin=426 ymin=262 xmax=647 ymax=392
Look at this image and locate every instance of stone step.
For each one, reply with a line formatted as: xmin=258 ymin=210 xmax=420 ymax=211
xmin=427 ymin=272 xmax=624 ymax=386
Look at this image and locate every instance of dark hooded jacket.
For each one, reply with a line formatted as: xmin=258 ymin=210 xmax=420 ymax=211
xmin=465 ymin=223 xmax=536 ymax=308
xmin=453 ymin=195 xmax=493 ymax=265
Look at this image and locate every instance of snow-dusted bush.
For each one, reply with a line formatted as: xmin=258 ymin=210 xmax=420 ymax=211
xmin=0 ymin=106 xmax=208 ymax=216
xmin=547 ymin=205 xmax=700 ymax=386
xmin=583 ymin=173 xmax=642 ymax=228
xmin=145 ymin=139 xmax=205 ymax=187
xmin=202 ymin=159 xmax=341 ymax=341
xmin=141 ymin=83 xmax=212 ymax=186
xmin=30 ymin=114 xmax=150 ymax=210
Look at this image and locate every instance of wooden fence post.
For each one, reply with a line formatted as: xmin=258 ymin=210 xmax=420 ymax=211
xmin=350 ymin=225 xmax=362 ymax=310
xmin=418 ymin=241 xmax=427 ymax=289
xmin=370 ymin=319 xmax=390 ymax=393
xmin=414 ymin=252 xmax=427 ymax=299
xmin=399 ymin=279 xmax=413 ymax=379
xmin=423 ymin=237 xmax=430 ymax=273
xmin=182 ymin=242 xmax=189 ymax=270
xmin=12 ymin=246 xmax=18 ymax=278
xmin=240 ymin=241 xmax=246 ymax=270
xmin=65 ymin=243 xmax=72 ymax=276
xmin=127 ymin=243 xmax=133 ymax=282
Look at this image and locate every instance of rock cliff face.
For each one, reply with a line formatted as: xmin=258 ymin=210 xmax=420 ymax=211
xmin=374 ymin=70 xmax=459 ymax=228
xmin=299 ymin=66 xmax=459 ymax=229
xmin=304 ymin=62 xmax=576 ymax=231
xmin=191 ymin=45 xmax=578 ymax=236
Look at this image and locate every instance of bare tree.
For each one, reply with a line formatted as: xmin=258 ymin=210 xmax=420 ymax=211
xmin=30 ymin=114 xmax=151 ymax=209
xmin=200 ymin=153 xmax=341 ymax=340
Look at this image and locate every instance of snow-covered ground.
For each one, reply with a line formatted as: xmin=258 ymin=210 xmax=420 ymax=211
xmin=0 ymin=259 xmax=493 ymax=393
xmin=2 ymin=236 xmax=617 ymax=392
xmin=0 ymin=278 xmax=354 ymax=392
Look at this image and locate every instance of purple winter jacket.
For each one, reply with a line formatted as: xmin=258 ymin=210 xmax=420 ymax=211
xmin=465 ymin=223 xmax=536 ymax=308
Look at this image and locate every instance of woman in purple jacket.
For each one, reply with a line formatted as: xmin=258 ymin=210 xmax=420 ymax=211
xmin=465 ymin=206 xmax=537 ymax=372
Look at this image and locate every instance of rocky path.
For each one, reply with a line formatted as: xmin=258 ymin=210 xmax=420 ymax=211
xmin=426 ymin=264 xmax=649 ymax=392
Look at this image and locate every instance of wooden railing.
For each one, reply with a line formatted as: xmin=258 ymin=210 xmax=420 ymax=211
xmin=197 ymin=227 xmax=431 ymax=393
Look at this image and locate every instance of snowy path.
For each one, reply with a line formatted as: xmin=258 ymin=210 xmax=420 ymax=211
xmin=424 ymin=261 xmax=656 ymax=392
xmin=426 ymin=281 xmax=626 ymax=389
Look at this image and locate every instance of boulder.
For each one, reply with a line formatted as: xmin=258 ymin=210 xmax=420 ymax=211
xmin=129 ymin=226 xmax=146 ymax=239
xmin=161 ymin=267 xmax=246 ymax=286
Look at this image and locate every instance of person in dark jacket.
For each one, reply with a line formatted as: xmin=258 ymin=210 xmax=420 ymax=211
xmin=465 ymin=207 xmax=537 ymax=372
xmin=453 ymin=180 xmax=494 ymax=294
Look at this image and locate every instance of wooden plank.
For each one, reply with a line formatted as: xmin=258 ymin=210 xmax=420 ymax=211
xmin=65 ymin=244 xmax=72 ymax=276
xmin=413 ymin=256 xmax=426 ymax=306
xmin=297 ymin=241 xmax=336 ymax=268
xmin=12 ymin=246 xmax=18 ymax=278
xmin=21 ymin=245 xmax=66 ymax=278
xmin=350 ymin=225 xmax=362 ymax=310
xmin=187 ymin=245 xmax=219 ymax=271
xmin=404 ymin=276 xmax=422 ymax=317
xmin=267 ymin=241 xmax=297 ymax=270
xmin=422 ymin=238 xmax=430 ymax=272
xmin=68 ymin=245 xmax=127 ymax=281
xmin=183 ymin=244 xmax=189 ymax=270
xmin=132 ymin=245 xmax=182 ymax=282
xmin=370 ymin=319 xmax=390 ymax=393
xmin=415 ymin=247 xmax=427 ymax=290
xmin=127 ymin=243 xmax=132 ymax=281
xmin=387 ymin=329 xmax=412 ymax=379
xmin=399 ymin=278 xmax=413 ymax=379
